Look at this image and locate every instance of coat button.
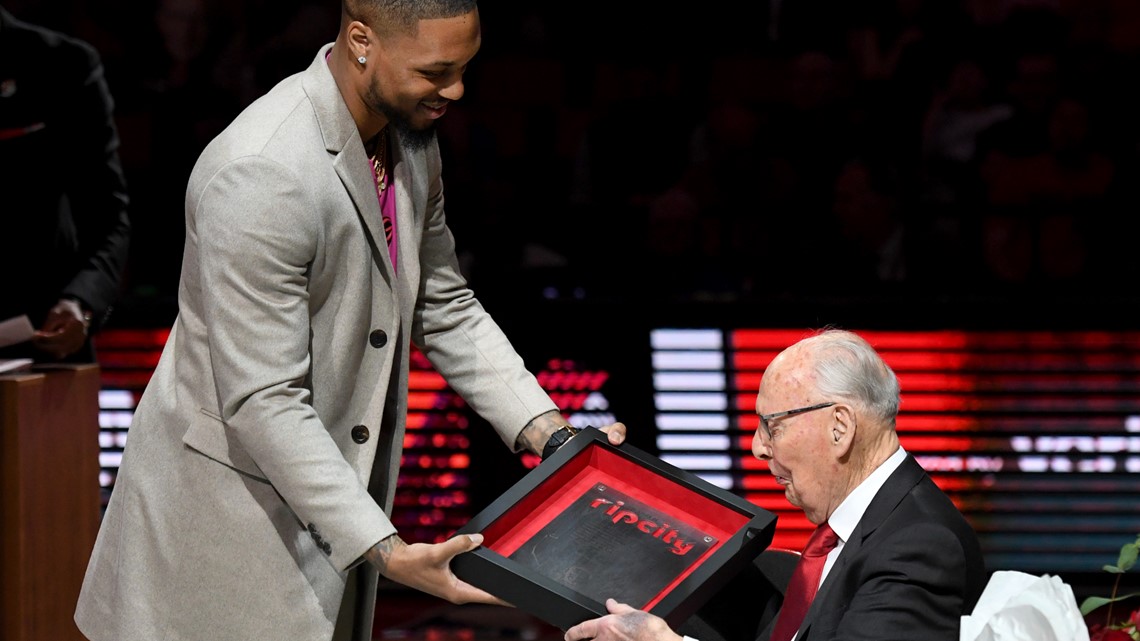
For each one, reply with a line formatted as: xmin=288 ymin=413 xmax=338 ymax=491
xmin=351 ymin=425 xmax=370 ymax=444
xmin=369 ymin=330 xmax=388 ymax=348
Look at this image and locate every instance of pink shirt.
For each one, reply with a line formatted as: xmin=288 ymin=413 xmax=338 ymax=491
xmin=371 ymin=163 xmax=398 ymax=273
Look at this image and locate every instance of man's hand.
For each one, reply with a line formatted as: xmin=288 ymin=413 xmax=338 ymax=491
xmin=564 ymin=598 xmax=682 ymax=641
xmin=31 ymin=298 xmax=90 ymax=359
xmin=595 ymin=421 xmax=627 ymax=447
xmin=364 ymin=533 xmax=509 ymax=606
xmin=515 ymin=410 xmax=628 ymax=456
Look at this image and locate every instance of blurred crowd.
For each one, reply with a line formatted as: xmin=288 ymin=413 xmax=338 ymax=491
xmin=9 ymin=0 xmax=1140 ymax=313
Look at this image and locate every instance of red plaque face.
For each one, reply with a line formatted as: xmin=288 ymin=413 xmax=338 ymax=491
xmin=508 ymin=482 xmax=718 ymax=609
xmin=452 ymin=429 xmax=776 ymax=631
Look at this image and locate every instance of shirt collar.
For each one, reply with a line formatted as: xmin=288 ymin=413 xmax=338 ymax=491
xmin=827 ymin=446 xmax=907 ymax=543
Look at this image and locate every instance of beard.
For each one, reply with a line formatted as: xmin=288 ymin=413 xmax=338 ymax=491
xmin=366 ymin=80 xmax=438 ymax=152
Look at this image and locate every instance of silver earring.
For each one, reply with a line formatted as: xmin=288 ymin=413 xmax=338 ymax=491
xmin=358 ymin=56 xmax=367 ymax=64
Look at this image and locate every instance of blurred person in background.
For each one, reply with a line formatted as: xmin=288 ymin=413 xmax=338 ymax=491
xmin=565 ymin=329 xmax=985 ymax=641
xmin=0 ymin=4 xmax=131 ymax=363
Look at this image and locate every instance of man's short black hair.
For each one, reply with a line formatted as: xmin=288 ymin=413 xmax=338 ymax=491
xmin=345 ymin=0 xmax=478 ymax=34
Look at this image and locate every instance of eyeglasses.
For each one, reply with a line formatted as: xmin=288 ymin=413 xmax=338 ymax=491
xmin=758 ymin=402 xmax=837 ymax=440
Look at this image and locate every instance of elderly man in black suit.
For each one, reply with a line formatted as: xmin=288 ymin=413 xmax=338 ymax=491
xmin=566 ymin=329 xmax=986 ymax=641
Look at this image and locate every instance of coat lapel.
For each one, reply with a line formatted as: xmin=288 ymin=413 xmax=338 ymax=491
xmin=386 ymin=135 xmax=419 ymax=306
xmin=301 ymin=44 xmax=396 ymax=283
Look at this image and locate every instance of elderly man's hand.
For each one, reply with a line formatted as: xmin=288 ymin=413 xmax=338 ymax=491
xmin=564 ymin=598 xmax=682 ymax=641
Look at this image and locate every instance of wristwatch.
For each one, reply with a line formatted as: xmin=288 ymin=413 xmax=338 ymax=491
xmin=541 ymin=425 xmax=580 ymax=461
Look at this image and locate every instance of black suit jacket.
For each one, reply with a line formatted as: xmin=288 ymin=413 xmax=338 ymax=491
xmin=0 ymin=5 xmax=130 ymax=362
xmin=758 ymin=455 xmax=987 ymax=641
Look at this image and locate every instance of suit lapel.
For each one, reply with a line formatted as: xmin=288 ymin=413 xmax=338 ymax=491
xmin=794 ymin=455 xmax=926 ymax=639
xmin=302 ymin=44 xmax=396 ymax=283
xmin=849 ymin=455 xmax=925 ymax=542
xmin=333 ymin=151 xmax=396 ymax=279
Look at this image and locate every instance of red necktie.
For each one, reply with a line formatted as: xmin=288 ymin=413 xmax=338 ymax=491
xmin=770 ymin=522 xmax=840 ymax=641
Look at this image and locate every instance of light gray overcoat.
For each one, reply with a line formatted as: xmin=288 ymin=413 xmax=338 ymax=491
xmin=75 ymin=44 xmax=557 ymax=641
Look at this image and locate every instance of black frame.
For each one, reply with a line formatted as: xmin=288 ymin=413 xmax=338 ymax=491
xmin=451 ymin=429 xmax=777 ymax=631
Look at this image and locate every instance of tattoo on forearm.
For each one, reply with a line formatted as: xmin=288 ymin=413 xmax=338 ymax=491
xmin=364 ymin=533 xmax=406 ymax=574
xmin=515 ymin=409 xmax=569 ymax=455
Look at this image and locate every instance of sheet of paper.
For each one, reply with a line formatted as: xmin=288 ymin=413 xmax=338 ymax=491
xmin=0 ymin=359 xmax=33 ymax=374
xmin=0 ymin=315 xmax=35 ymax=348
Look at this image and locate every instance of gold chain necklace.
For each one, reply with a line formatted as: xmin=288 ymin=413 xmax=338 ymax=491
xmin=369 ymin=127 xmax=389 ymax=194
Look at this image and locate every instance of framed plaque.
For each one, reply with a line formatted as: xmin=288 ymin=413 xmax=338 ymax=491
xmin=451 ymin=429 xmax=776 ymax=631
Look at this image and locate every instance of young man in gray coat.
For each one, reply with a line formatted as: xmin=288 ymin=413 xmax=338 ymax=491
xmin=75 ymin=2 xmax=625 ymax=639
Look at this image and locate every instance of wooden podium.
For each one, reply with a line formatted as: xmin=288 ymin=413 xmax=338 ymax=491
xmin=1 ymin=365 xmax=102 ymax=641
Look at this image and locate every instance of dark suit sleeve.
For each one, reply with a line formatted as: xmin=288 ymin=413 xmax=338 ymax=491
xmin=59 ymin=39 xmax=131 ymax=330
xmin=817 ymin=522 xmax=971 ymax=641
xmin=678 ymin=554 xmax=784 ymax=641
